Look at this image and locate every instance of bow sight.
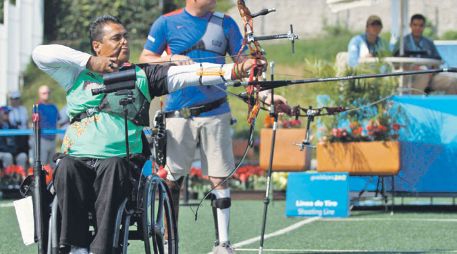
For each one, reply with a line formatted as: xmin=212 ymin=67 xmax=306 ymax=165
xmin=247 ymin=8 xmax=299 ymax=53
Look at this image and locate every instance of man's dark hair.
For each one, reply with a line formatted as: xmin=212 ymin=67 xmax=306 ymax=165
xmin=89 ymin=15 xmax=122 ymax=54
xmin=410 ymin=14 xmax=426 ymax=24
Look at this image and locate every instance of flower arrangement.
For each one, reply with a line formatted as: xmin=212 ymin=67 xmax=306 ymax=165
xmin=188 ymin=167 xmax=211 ymax=195
xmin=233 ymin=164 xmax=263 ymax=183
xmin=322 ymin=105 xmax=404 ymax=143
xmin=187 ymin=165 xmax=289 ymax=191
xmin=318 ymin=64 xmax=404 ymax=143
xmin=264 ymin=114 xmax=302 ymax=129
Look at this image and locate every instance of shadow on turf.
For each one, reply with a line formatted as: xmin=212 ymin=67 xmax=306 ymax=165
xmin=352 ymin=204 xmax=457 ymax=214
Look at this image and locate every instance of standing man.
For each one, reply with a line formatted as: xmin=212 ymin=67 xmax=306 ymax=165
xmin=37 ymin=85 xmax=60 ymax=166
xmin=139 ymin=1 xmax=288 ymax=253
xmin=347 ymin=15 xmax=389 ymax=67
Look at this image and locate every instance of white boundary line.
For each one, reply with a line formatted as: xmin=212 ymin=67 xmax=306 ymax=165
xmin=235 ymin=248 xmax=457 ymax=253
xmin=325 ymin=217 xmax=457 ymax=222
xmin=226 ymin=216 xmax=457 ymax=253
xmin=206 ymin=217 xmax=319 ymax=254
xmin=0 ymin=202 xmax=14 ymax=208
xmin=233 ymin=217 xmax=319 ymax=248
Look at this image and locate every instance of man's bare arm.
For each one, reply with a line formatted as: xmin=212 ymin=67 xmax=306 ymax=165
xmin=139 ymin=48 xmax=193 ymax=66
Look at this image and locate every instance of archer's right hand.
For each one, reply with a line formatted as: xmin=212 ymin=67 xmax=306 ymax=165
xmin=86 ymin=56 xmax=119 ymax=73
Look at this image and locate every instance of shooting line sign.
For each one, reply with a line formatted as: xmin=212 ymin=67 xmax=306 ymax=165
xmin=286 ymin=172 xmax=349 ymax=217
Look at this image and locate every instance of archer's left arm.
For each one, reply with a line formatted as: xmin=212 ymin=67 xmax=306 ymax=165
xmin=142 ymin=59 xmax=262 ymax=96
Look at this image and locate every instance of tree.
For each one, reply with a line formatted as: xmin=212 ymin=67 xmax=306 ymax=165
xmin=44 ymin=0 xmax=162 ymax=45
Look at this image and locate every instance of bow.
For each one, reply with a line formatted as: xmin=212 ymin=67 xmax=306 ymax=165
xmin=235 ymin=0 xmax=298 ymax=126
xmin=236 ymin=0 xmax=265 ymax=126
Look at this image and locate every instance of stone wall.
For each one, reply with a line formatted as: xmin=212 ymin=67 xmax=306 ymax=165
xmin=227 ymin=0 xmax=457 ymax=38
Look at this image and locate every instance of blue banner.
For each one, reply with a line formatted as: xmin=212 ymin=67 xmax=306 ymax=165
xmin=286 ymin=172 xmax=349 ymax=217
xmin=387 ymin=95 xmax=457 ymax=192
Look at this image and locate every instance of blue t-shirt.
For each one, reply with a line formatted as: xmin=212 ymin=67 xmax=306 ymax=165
xmin=144 ymin=9 xmax=244 ymax=116
xmin=402 ymin=34 xmax=441 ymax=60
xmin=38 ymin=103 xmax=59 ymax=140
xmin=347 ymin=33 xmax=387 ymax=67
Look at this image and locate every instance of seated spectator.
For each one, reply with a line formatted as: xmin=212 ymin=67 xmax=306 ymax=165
xmin=396 ymin=14 xmax=457 ymax=94
xmin=8 ymin=91 xmax=29 ymax=170
xmin=0 ymin=107 xmax=14 ymax=170
xmin=8 ymin=91 xmax=28 ymax=129
xmin=347 ymin=15 xmax=389 ymax=67
xmin=0 ymin=107 xmax=27 ymax=174
xmin=396 ymin=14 xmax=441 ymax=60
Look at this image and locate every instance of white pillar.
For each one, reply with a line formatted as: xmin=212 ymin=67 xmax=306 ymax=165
xmin=0 ymin=0 xmax=10 ymax=105
xmin=0 ymin=0 xmax=44 ymax=105
xmin=6 ymin=1 xmax=20 ymax=97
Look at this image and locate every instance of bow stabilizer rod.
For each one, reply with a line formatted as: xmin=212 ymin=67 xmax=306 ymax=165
xmin=225 ymin=67 xmax=457 ymax=90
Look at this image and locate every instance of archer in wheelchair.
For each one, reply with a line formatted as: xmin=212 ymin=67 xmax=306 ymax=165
xmin=30 ymin=15 xmax=262 ymax=254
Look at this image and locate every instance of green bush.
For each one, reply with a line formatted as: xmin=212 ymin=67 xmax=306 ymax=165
xmin=44 ymin=0 xmax=162 ymax=43
xmin=440 ymin=30 xmax=457 ymax=40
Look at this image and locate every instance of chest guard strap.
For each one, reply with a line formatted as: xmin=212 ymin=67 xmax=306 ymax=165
xmin=179 ymin=12 xmax=228 ymax=56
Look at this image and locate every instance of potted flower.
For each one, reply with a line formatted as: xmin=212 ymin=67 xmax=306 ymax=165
xmin=260 ymin=114 xmax=312 ymax=171
xmin=316 ymin=66 xmax=404 ymax=176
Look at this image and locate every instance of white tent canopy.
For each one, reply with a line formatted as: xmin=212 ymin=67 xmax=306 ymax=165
xmin=326 ymin=0 xmax=382 ymax=13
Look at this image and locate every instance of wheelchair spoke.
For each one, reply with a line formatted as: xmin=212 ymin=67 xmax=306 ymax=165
xmin=155 ymin=184 xmax=165 ymax=230
xmin=142 ymin=175 xmax=178 ymax=254
xmin=143 ymin=176 xmax=157 ymax=254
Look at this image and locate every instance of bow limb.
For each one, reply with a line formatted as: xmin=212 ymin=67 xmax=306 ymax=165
xmin=236 ymin=0 xmax=266 ymax=126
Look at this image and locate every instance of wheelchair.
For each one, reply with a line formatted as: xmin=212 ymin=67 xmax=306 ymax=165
xmin=46 ymin=113 xmax=177 ymax=254
xmin=46 ymin=159 xmax=178 ymax=254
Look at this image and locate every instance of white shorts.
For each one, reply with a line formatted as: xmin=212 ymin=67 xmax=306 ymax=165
xmin=165 ymin=112 xmax=235 ymax=179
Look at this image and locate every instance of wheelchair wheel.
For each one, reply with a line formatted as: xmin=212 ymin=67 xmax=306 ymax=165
xmin=143 ymin=174 xmax=178 ymax=254
xmin=48 ymin=196 xmax=59 ymax=254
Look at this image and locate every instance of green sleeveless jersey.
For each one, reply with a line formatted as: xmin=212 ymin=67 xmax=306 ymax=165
xmin=62 ymin=66 xmax=151 ymax=158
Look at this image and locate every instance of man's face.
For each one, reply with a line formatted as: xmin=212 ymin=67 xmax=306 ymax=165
xmin=10 ymin=97 xmax=20 ymax=107
xmin=410 ymin=19 xmax=425 ymax=38
xmin=93 ymin=22 xmax=130 ymax=64
xmin=39 ymin=87 xmax=50 ymax=102
xmin=191 ymin=0 xmax=216 ymax=12
xmin=366 ymin=23 xmax=382 ymax=37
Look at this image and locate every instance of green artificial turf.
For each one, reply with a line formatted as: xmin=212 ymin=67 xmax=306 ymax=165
xmin=3 ymin=200 xmax=457 ymax=253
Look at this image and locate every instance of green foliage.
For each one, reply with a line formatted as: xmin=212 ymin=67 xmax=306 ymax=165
xmin=43 ymin=0 xmax=234 ymax=45
xmin=440 ymin=30 xmax=457 ymax=40
xmin=423 ymin=16 xmax=438 ymax=39
xmin=319 ymin=62 xmax=400 ymax=143
xmin=215 ymin=0 xmax=234 ymax=13
xmin=44 ymin=0 xmax=161 ymax=44
xmin=323 ymin=23 xmax=352 ymax=37
xmin=21 ymin=62 xmax=65 ymax=114
xmin=262 ymin=29 xmax=355 ymax=65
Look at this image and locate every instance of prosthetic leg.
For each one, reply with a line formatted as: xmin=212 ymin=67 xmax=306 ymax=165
xmin=210 ymin=189 xmax=231 ymax=247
